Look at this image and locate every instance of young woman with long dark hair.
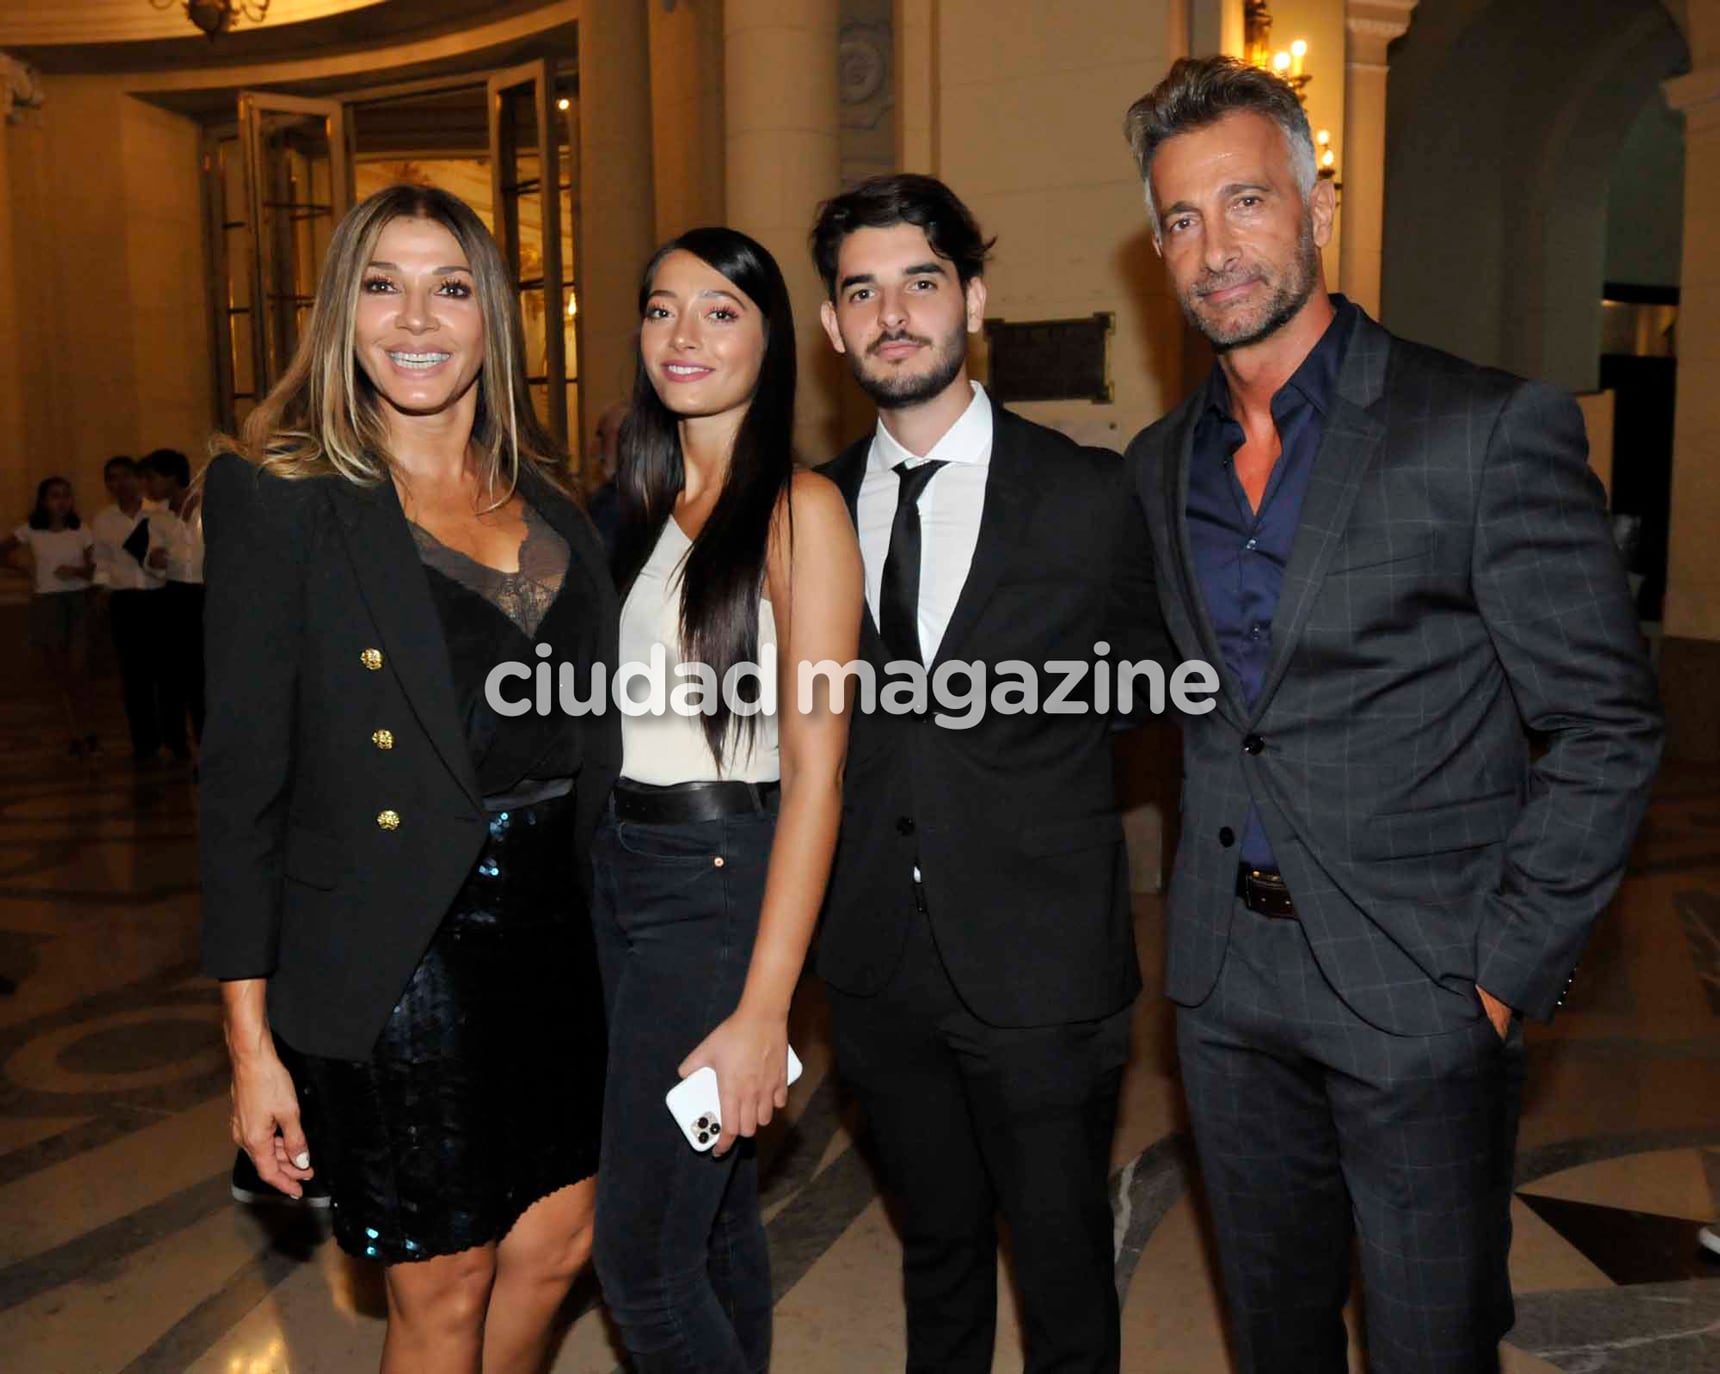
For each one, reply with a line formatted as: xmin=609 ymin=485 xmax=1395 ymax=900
xmin=592 ymin=228 xmax=862 ymax=1372
xmin=200 ymin=183 xmax=617 ymax=1373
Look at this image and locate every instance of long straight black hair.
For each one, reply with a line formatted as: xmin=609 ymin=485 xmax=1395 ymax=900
xmin=612 ymin=227 xmax=797 ymax=763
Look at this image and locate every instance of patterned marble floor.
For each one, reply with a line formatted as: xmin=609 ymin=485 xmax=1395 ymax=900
xmin=1 ymin=604 xmax=1717 ymax=1373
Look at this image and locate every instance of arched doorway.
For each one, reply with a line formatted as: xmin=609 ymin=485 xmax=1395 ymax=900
xmin=1381 ymin=0 xmax=1690 ymax=621
xmin=1382 ymin=0 xmax=1689 ymax=389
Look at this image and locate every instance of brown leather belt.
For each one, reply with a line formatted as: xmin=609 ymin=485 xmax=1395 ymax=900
xmin=1236 ymin=866 xmax=1296 ymax=918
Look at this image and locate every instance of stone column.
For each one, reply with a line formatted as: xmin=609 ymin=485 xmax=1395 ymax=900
xmin=725 ymin=0 xmax=843 ymax=461
xmin=894 ymin=0 xmax=935 ymax=173
xmin=578 ymin=0 xmax=657 ymax=461
xmin=1660 ymin=59 xmax=1720 ymax=761
xmin=649 ymin=0 xmax=726 ymax=239
xmin=1340 ymin=0 xmax=1417 ymax=318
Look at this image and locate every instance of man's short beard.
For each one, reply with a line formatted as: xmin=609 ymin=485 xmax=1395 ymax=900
xmin=1183 ymin=220 xmax=1320 ymax=354
xmin=848 ymin=324 xmax=969 ymax=409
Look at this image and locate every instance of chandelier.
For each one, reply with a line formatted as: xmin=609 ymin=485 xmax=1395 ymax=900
xmin=1244 ymin=1 xmax=1337 ymax=182
xmin=148 ymin=0 xmax=272 ymax=39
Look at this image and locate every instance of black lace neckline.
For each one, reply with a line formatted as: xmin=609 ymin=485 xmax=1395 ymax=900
xmin=409 ymin=503 xmax=569 ymax=638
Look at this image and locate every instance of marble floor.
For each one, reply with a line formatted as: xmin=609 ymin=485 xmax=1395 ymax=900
xmin=2 ymin=607 xmax=1718 ymax=1373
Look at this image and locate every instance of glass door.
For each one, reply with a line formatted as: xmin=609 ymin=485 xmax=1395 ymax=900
xmin=202 ymin=66 xmax=580 ymax=455
xmin=238 ymin=92 xmax=350 ymax=412
xmin=201 ymin=123 xmax=253 ymax=432
xmin=345 ymin=76 xmax=493 ymax=230
xmin=488 ymin=59 xmax=580 ymax=466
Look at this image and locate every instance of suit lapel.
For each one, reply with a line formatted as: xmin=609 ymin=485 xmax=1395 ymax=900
xmin=929 ymin=403 xmax=1034 ymax=671
xmin=328 ymin=476 xmax=481 ymax=810
xmin=1247 ymin=312 xmax=1392 ymax=723
xmin=824 ymin=437 xmax=889 ymax=663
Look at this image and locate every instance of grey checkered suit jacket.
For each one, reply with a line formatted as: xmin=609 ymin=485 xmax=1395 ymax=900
xmin=1126 ymin=308 xmax=1663 ymax=1035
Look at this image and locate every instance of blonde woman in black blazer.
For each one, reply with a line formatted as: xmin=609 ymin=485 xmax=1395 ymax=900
xmin=201 ymin=184 xmax=618 ymax=1374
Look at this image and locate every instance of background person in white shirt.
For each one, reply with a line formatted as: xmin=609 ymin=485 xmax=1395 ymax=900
xmin=2 ymin=476 xmax=100 ymax=756
xmin=90 ymin=455 xmax=183 ymax=764
xmin=142 ymin=448 xmax=205 ymax=745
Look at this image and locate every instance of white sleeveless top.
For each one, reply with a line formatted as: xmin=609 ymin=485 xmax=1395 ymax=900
xmin=618 ymin=518 xmax=780 ymax=785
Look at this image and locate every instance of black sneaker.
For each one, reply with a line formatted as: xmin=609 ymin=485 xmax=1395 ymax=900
xmin=230 ymin=1147 xmax=332 ymax=1208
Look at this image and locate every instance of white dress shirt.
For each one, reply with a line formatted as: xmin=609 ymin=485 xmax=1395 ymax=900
xmin=91 ymin=501 xmax=167 ymax=591
xmin=151 ymin=504 xmax=205 ymax=585
xmin=857 ymin=381 xmax=993 ymax=664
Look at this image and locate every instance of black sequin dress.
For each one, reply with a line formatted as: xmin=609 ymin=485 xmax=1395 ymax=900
xmin=281 ymin=501 xmax=606 ymax=1264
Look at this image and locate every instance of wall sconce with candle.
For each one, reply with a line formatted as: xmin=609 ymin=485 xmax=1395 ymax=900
xmin=1244 ymin=1 xmax=1339 ymax=184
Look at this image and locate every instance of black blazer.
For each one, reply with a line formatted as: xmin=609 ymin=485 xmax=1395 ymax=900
xmin=198 ymin=452 xmax=621 ymax=1060
xmin=1127 ymin=308 xmax=1663 ymax=1034
xmin=816 ymin=400 xmax=1169 ymax=1028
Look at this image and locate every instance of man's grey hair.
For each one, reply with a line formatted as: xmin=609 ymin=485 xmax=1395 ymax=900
xmin=1124 ymin=56 xmax=1317 ymax=236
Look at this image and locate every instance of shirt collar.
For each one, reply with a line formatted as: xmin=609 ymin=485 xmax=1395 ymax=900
xmin=869 ymin=380 xmax=993 ymax=473
xmin=1203 ymin=294 xmax=1357 ymax=423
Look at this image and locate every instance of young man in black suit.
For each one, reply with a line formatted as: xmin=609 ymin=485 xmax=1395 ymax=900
xmin=1122 ymin=58 xmax=1662 ymax=1371
xmin=810 ymin=175 xmax=1167 ymax=1374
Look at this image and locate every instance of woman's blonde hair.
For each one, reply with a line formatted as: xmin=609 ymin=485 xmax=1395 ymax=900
xmin=214 ymin=183 xmax=565 ymax=501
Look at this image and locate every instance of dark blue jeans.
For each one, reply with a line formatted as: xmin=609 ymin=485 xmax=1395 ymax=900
xmin=591 ymin=802 xmax=776 ymax=1374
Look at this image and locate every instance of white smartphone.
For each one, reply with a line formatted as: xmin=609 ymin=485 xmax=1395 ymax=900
xmin=665 ymin=1047 xmax=803 ymax=1152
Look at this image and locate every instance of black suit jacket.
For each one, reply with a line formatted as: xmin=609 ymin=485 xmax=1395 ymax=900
xmin=816 ymin=400 xmax=1168 ymax=1028
xmin=198 ymin=452 xmax=621 ymax=1059
xmin=1127 ymin=308 xmax=1663 ymax=1034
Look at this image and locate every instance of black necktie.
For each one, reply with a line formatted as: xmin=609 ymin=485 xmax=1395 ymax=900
xmin=879 ymin=459 xmax=947 ymax=664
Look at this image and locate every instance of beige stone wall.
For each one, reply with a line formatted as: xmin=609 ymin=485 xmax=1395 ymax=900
xmin=894 ymin=0 xmax=936 ymax=172
xmin=119 ymin=95 xmax=213 ymax=471
xmin=650 ymin=0 xmax=726 ymax=241
xmin=0 ymin=122 xmax=28 ymax=527
xmin=725 ymin=0 xmax=845 ymax=462
xmin=1 ymin=77 xmax=209 ymax=517
xmin=579 ymin=0 xmax=658 ymax=462
xmin=924 ymin=0 xmax=1187 ymax=449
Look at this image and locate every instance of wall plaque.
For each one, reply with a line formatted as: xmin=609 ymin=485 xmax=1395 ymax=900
xmin=982 ymin=312 xmax=1113 ymax=404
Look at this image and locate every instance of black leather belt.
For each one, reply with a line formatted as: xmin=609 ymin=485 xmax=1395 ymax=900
xmin=612 ymin=779 xmax=780 ymax=824
xmin=1236 ymin=866 xmax=1296 ymax=918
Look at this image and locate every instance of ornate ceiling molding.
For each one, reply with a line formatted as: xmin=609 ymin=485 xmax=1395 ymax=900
xmin=0 ymin=0 xmax=382 ymax=47
xmin=1346 ymin=0 xmax=1418 ymax=68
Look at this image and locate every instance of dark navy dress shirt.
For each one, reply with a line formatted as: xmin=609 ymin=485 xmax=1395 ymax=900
xmin=1187 ymin=296 xmax=1355 ymax=871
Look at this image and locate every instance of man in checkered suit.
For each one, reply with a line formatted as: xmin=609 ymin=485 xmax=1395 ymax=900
xmin=1121 ymin=58 xmax=1663 ymax=1372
